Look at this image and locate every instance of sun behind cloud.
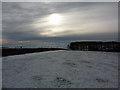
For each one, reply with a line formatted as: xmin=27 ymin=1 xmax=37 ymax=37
xmin=48 ymin=13 xmax=62 ymax=25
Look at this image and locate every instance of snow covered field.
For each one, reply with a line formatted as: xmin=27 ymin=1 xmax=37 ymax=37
xmin=2 ymin=50 xmax=118 ymax=88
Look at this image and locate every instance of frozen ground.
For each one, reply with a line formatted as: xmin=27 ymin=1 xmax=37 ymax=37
xmin=2 ymin=50 xmax=118 ymax=88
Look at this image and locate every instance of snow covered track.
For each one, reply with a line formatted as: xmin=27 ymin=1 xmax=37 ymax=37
xmin=2 ymin=50 xmax=118 ymax=88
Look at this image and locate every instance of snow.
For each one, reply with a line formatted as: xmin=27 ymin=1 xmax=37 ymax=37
xmin=2 ymin=50 xmax=118 ymax=88
xmin=0 ymin=57 xmax=2 ymax=90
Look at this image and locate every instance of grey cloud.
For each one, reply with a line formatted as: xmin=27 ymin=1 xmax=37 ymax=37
xmin=2 ymin=2 xmax=118 ymax=43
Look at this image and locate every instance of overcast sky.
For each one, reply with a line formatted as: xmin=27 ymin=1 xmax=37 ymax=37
xmin=2 ymin=2 xmax=118 ymax=47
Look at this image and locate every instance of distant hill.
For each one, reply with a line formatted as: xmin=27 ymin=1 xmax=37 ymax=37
xmin=2 ymin=48 xmax=67 ymax=57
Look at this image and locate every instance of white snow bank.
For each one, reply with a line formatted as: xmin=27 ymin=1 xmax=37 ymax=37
xmin=2 ymin=50 xmax=118 ymax=88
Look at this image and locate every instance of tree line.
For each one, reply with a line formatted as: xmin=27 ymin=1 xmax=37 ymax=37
xmin=68 ymin=41 xmax=120 ymax=52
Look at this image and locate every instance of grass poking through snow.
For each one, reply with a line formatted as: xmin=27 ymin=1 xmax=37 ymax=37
xmin=96 ymin=78 xmax=109 ymax=83
xmin=56 ymin=77 xmax=72 ymax=84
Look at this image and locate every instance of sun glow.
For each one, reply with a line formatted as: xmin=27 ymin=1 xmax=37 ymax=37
xmin=48 ymin=13 xmax=62 ymax=25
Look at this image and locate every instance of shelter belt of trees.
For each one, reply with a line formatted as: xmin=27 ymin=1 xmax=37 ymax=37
xmin=68 ymin=41 xmax=120 ymax=52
